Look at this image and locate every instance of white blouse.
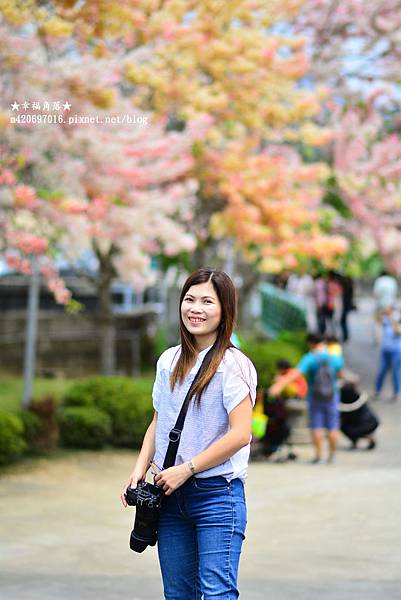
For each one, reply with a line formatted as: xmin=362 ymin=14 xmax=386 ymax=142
xmin=152 ymin=345 xmax=257 ymax=482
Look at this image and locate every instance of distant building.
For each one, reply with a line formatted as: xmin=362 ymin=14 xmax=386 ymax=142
xmin=0 ymin=271 xmax=162 ymax=375
xmin=0 ymin=271 xmax=162 ymax=315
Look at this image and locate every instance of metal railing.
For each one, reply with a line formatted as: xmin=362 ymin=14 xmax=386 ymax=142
xmin=259 ymin=282 xmax=307 ymax=337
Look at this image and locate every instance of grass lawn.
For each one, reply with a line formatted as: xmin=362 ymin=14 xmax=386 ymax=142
xmin=0 ymin=376 xmax=78 ymax=413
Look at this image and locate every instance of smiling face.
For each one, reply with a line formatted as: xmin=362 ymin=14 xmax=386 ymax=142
xmin=181 ymin=280 xmax=222 ymax=350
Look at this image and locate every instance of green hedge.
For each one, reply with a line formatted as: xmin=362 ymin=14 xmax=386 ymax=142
xmin=276 ymin=330 xmax=308 ymax=352
xmin=59 ymin=406 xmax=112 ymax=449
xmin=241 ymin=332 xmax=307 ymax=389
xmin=20 ymin=410 xmax=42 ymax=451
xmin=63 ymin=376 xmax=153 ymax=448
xmin=0 ymin=410 xmax=27 ymax=465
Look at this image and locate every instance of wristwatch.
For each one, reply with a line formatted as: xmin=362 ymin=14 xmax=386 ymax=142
xmin=188 ymin=460 xmax=196 ymax=475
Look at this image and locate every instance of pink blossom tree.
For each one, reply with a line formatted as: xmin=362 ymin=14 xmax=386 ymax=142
xmin=334 ymin=95 xmax=401 ymax=274
xmin=293 ymin=2 xmax=401 ymax=271
xmin=0 ymin=19 xmax=209 ymax=373
xmin=296 ymin=1 xmax=401 ymax=95
xmin=0 ymin=151 xmax=72 ymax=303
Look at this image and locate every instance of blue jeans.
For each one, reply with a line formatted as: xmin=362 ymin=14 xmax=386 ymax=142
xmin=375 ymin=349 xmax=401 ymax=394
xmin=157 ymin=476 xmax=247 ymax=600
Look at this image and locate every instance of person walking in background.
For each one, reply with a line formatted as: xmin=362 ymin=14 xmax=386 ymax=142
xmin=374 ymin=305 xmax=401 ymax=402
xmin=121 ymin=267 xmax=257 ymax=599
xmin=314 ymin=274 xmax=328 ymax=335
xmin=325 ymin=271 xmax=342 ymax=337
xmin=314 ymin=272 xmax=342 ymax=336
xmin=340 ymin=275 xmax=356 ymax=343
xmin=269 ymin=333 xmax=344 ymax=464
xmin=373 ymin=270 xmax=398 ymax=344
xmin=286 ymin=271 xmax=315 ymax=330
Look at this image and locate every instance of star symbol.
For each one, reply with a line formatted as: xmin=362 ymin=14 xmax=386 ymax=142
xmin=11 ymin=101 xmax=20 ymax=111
xmin=63 ymin=101 xmax=72 ymax=111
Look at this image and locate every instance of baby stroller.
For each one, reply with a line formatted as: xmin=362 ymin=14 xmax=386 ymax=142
xmin=339 ymin=382 xmax=379 ymax=449
xmin=254 ymin=390 xmax=297 ymax=462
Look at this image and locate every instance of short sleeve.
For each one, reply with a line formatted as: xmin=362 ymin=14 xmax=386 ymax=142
xmin=152 ymin=357 xmax=164 ymax=412
xmin=222 ymin=351 xmax=257 ymax=414
xmin=297 ymin=353 xmax=313 ymax=376
xmin=333 ymin=355 xmax=344 ymax=373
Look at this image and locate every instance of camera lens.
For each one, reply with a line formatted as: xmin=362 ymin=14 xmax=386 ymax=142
xmin=126 ymin=482 xmax=162 ymax=553
xmin=129 ymin=503 xmax=159 ymax=553
xmin=130 ymin=531 xmax=149 ymax=553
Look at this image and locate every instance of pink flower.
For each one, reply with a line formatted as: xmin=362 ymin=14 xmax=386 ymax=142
xmin=6 ymin=255 xmax=22 ymax=270
xmin=87 ymin=197 xmax=109 ymax=220
xmin=262 ymin=40 xmax=279 ymax=60
xmin=0 ymin=169 xmax=17 ymax=185
xmin=11 ymin=232 xmax=48 ymax=255
xmin=20 ymin=259 xmax=32 ymax=274
xmin=162 ymin=22 xmax=178 ymax=41
xmin=109 ymin=166 xmax=149 ymax=187
xmin=62 ymin=199 xmax=87 ymax=214
xmin=40 ymin=264 xmax=58 ymax=279
xmin=6 ymin=257 xmax=32 ymax=275
xmin=47 ymin=277 xmax=65 ymax=293
xmin=125 ymin=147 xmax=149 ymax=158
xmin=142 ymin=240 xmax=160 ymax=253
xmin=14 ymin=185 xmax=39 ymax=209
xmin=54 ymin=288 xmax=71 ymax=304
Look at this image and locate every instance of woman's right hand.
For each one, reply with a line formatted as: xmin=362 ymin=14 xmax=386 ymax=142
xmin=120 ymin=468 xmax=145 ymax=507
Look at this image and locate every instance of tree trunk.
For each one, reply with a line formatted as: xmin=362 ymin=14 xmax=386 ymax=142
xmin=97 ymin=250 xmax=116 ymax=375
xmin=22 ymin=256 xmax=40 ymax=408
xmin=237 ymin=264 xmax=262 ymax=331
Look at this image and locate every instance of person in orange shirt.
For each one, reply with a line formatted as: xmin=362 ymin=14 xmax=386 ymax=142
xmin=273 ymin=359 xmax=307 ymax=399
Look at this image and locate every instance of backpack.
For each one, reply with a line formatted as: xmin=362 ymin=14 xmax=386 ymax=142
xmin=311 ymin=358 xmax=335 ymax=401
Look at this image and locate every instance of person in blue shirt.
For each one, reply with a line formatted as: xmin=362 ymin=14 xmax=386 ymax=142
xmin=270 ymin=333 xmax=344 ymax=464
xmin=374 ymin=305 xmax=401 ymax=402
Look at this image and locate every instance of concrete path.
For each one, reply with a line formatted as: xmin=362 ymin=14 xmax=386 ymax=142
xmin=1 ymin=298 xmax=400 ymax=599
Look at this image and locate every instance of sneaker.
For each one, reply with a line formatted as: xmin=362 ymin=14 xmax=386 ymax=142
xmin=390 ymin=394 xmax=400 ymax=403
xmin=310 ymin=457 xmax=325 ymax=464
xmin=327 ymin=455 xmax=336 ymax=464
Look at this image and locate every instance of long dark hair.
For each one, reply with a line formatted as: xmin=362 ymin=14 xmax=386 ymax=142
xmin=170 ymin=267 xmax=237 ymax=404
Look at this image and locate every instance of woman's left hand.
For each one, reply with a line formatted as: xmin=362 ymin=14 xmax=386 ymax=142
xmin=154 ymin=464 xmax=191 ymax=496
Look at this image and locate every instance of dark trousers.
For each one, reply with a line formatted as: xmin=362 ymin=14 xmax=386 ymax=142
xmin=340 ymin=309 xmax=350 ymax=342
xmin=317 ymin=306 xmax=335 ymax=336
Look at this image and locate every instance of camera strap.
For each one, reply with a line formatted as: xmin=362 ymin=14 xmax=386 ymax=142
xmin=163 ymin=346 xmax=214 ymax=470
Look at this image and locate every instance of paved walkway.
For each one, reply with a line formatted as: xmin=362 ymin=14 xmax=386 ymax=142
xmin=1 ymin=298 xmax=400 ymax=599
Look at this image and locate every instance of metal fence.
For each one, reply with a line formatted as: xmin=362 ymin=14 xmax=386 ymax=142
xmin=259 ymin=282 xmax=307 ymax=337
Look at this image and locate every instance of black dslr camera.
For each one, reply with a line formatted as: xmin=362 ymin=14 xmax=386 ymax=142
xmin=125 ymin=482 xmax=164 ymax=553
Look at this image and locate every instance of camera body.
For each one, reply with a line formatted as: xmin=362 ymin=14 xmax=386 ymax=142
xmin=125 ymin=481 xmax=163 ymax=509
xmin=125 ymin=482 xmax=163 ymax=553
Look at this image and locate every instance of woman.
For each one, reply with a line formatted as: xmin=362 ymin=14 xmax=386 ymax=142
xmin=121 ymin=268 xmax=257 ymax=599
xmin=339 ymin=275 xmax=355 ymax=343
xmin=374 ymin=305 xmax=401 ymax=402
